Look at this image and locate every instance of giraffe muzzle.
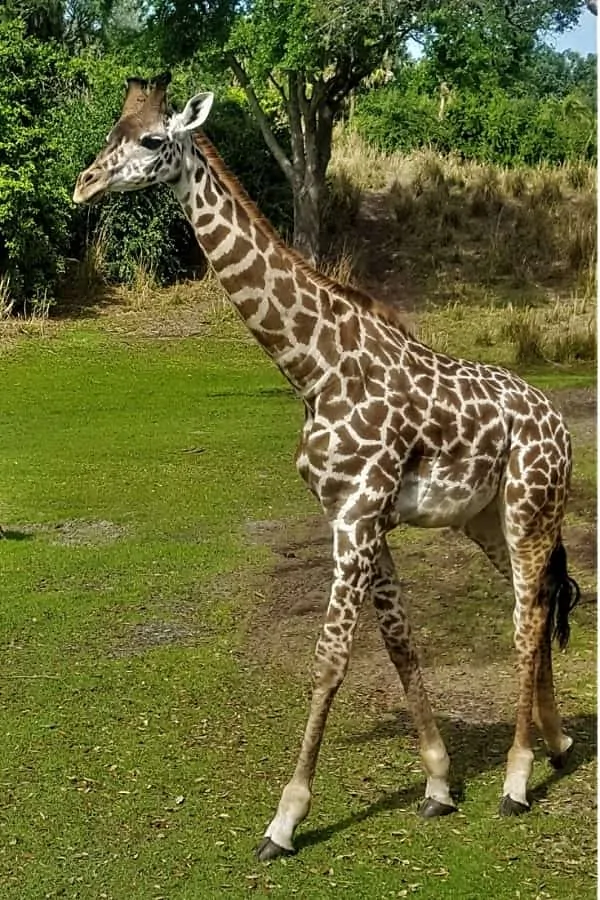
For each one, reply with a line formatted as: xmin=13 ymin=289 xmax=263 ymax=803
xmin=73 ymin=168 xmax=107 ymax=205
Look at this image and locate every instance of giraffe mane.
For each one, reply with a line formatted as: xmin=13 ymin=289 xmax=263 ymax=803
xmin=193 ymin=132 xmax=409 ymax=336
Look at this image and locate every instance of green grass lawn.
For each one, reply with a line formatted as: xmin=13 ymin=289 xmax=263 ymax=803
xmin=0 ymin=320 xmax=596 ymax=899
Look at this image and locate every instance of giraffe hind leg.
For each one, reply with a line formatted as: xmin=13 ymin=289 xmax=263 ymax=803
xmin=464 ymin=504 xmax=575 ymax=779
xmin=462 ymin=500 xmax=512 ymax=582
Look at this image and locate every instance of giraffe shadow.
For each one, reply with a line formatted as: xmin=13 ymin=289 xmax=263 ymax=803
xmin=295 ymin=711 xmax=597 ymax=852
xmin=206 ymin=386 xmax=295 ymax=399
xmin=0 ymin=528 xmax=34 ymax=542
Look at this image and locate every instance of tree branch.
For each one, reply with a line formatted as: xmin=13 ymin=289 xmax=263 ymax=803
xmin=586 ymin=0 xmax=597 ymax=15
xmin=268 ymin=72 xmax=287 ymax=105
xmin=225 ymin=52 xmax=294 ymax=185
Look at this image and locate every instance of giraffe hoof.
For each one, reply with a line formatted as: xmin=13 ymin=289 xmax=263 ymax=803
xmin=499 ymin=795 xmax=530 ymax=816
xmin=549 ymin=742 xmax=574 ymax=770
xmin=256 ymin=837 xmax=296 ymax=862
xmin=418 ymin=798 xmax=457 ymax=819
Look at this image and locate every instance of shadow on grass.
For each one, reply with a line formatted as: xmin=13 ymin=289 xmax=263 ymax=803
xmin=296 ymin=711 xmax=596 ymax=852
xmin=206 ymin=387 xmax=295 ymax=399
xmin=0 ymin=528 xmax=34 ymax=542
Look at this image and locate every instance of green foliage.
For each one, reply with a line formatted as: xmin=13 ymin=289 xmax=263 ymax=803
xmin=0 ymin=9 xmax=291 ymax=303
xmin=60 ymin=54 xmax=193 ymax=284
xmin=350 ymin=83 xmax=442 ymax=154
xmin=0 ymin=19 xmax=85 ymax=304
xmin=93 ymin=190 xmax=192 ymax=284
xmin=418 ymin=0 xmax=581 ymax=93
xmin=353 ymin=82 xmax=597 ymax=165
xmin=0 ymin=0 xmax=141 ymax=51
xmin=528 ymin=47 xmax=597 ymax=102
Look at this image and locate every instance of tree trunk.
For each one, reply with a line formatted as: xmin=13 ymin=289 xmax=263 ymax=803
xmin=289 ymin=93 xmax=334 ymax=265
xmin=292 ymin=177 xmax=324 ymax=266
xmin=227 ymin=56 xmax=336 ymax=265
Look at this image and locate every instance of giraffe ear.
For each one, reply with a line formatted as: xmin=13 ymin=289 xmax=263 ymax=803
xmin=168 ymin=92 xmax=214 ymax=138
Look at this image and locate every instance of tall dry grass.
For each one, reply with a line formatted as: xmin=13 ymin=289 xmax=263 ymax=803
xmin=328 ymin=130 xmax=597 ymax=295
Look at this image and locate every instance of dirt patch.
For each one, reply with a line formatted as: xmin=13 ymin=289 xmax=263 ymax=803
xmin=350 ymin=192 xmax=421 ymax=310
xmin=546 ymin=386 xmax=596 ymax=422
xmin=49 ymin=519 xmax=129 ymax=546
xmin=565 ymin=523 xmax=598 ymax=578
xmin=10 ymin=519 xmax=130 ymax=546
xmin=548 ymin=386 xmax=597 ymax=450
xmin=109 ymin=620 xmax=197 ymax=657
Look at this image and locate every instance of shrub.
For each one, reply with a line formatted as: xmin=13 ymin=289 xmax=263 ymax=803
xmin=353 ymin=85 xmax=597 ymax=167
xmin=0 ymin=20 xmax=85 ymax=305
xmin=351 ymin=85 xmax=442 ymax=154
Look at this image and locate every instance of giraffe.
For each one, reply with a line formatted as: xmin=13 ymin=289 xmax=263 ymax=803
xmin=73 ymin=74 xmax=580 ymax=861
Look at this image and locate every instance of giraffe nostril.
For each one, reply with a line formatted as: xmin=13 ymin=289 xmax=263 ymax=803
xmin=82 ymin=171 xmax=96 ymax=185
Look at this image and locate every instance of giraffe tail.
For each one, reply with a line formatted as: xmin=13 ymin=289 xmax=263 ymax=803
xmin=546 ymin=540 xmax=581 ymax=650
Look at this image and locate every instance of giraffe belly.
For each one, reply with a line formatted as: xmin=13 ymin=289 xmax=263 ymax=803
xmin=393 ymin=463 xmax=497 ymax=528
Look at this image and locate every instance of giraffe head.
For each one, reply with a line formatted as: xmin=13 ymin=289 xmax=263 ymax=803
xmin=73 ymin=72 xmax=214 ymax=204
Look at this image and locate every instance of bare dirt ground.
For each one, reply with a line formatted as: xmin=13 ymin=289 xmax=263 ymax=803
xmin=244 ymin=386 xmax=596 ymax=731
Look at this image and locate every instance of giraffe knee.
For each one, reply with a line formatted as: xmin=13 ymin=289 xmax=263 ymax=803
xmin=313 ymin=647 xmax=348 ymax=690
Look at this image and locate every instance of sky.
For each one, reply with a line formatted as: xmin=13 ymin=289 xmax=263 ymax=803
xmin=407 ymin=10 xmax=597 ymax=59
xmin=550 ymin=11 xmax=597 ymax=55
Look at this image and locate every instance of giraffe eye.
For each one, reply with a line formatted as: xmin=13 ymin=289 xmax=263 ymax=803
xmin=140 ymin=134 xmax=165 ymax=151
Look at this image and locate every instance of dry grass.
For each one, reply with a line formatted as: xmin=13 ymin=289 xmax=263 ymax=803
xmin=0 ymin=273 xmax=56 ymax=345
xmin=0 ymin=275 xmax=16 ymax=319
xmin=77 ymin=226 xmax=110 ymax=291
xmin=329 ymin=130 xmax=597 ymax=300
xmin=92 ymin=267 xmax=245 ymax=340
xmin=318 ymin=241 xmax=366 ymax=286
xmin=418 ymin=293 xmax=596 ymax=367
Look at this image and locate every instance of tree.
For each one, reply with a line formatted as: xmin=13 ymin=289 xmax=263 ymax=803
xmin=0 ymin=0 xmax=141 ymax=50
xmin=417 ymin=0 xmax=582 ymax=95
xmin=149 ymin=0 xmax=429 ymax=263
xmin=528 ymin=46 xmax=596 ymax=103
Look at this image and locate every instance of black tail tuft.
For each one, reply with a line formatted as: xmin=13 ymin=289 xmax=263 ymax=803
xmin=547 ymin=542 xmax=580 ymax=650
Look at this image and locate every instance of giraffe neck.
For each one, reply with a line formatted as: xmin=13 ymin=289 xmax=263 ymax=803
xmin=172 ymin=134 xmax=335 ymax=394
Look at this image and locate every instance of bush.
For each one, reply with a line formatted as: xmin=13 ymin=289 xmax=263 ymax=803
xmin=0 ymin=33 xmax=292 ymax=304
xmin=353 ymin=84 xmax=597 ymax=166
xmin=0 ymin=20 xmax=85 ymax=305
xmin=351 ymin=85 xmax=442 ymax=154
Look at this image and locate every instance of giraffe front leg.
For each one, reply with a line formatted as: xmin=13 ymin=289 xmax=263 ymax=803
xmin=256 ymin=655 xmax=339 ymax=860
xmin=373 ymin=541 xmax=456 ymax=817
xmin=256 ymin=525 xmax=379 ymax=861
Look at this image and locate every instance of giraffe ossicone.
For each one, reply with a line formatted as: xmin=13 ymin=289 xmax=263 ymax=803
xmin=74 ymin=75 xmax=581 ymax=861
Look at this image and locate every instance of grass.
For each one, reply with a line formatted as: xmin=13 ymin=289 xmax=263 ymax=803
xmin=0 ymin=299 xmax=596 ymax=899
